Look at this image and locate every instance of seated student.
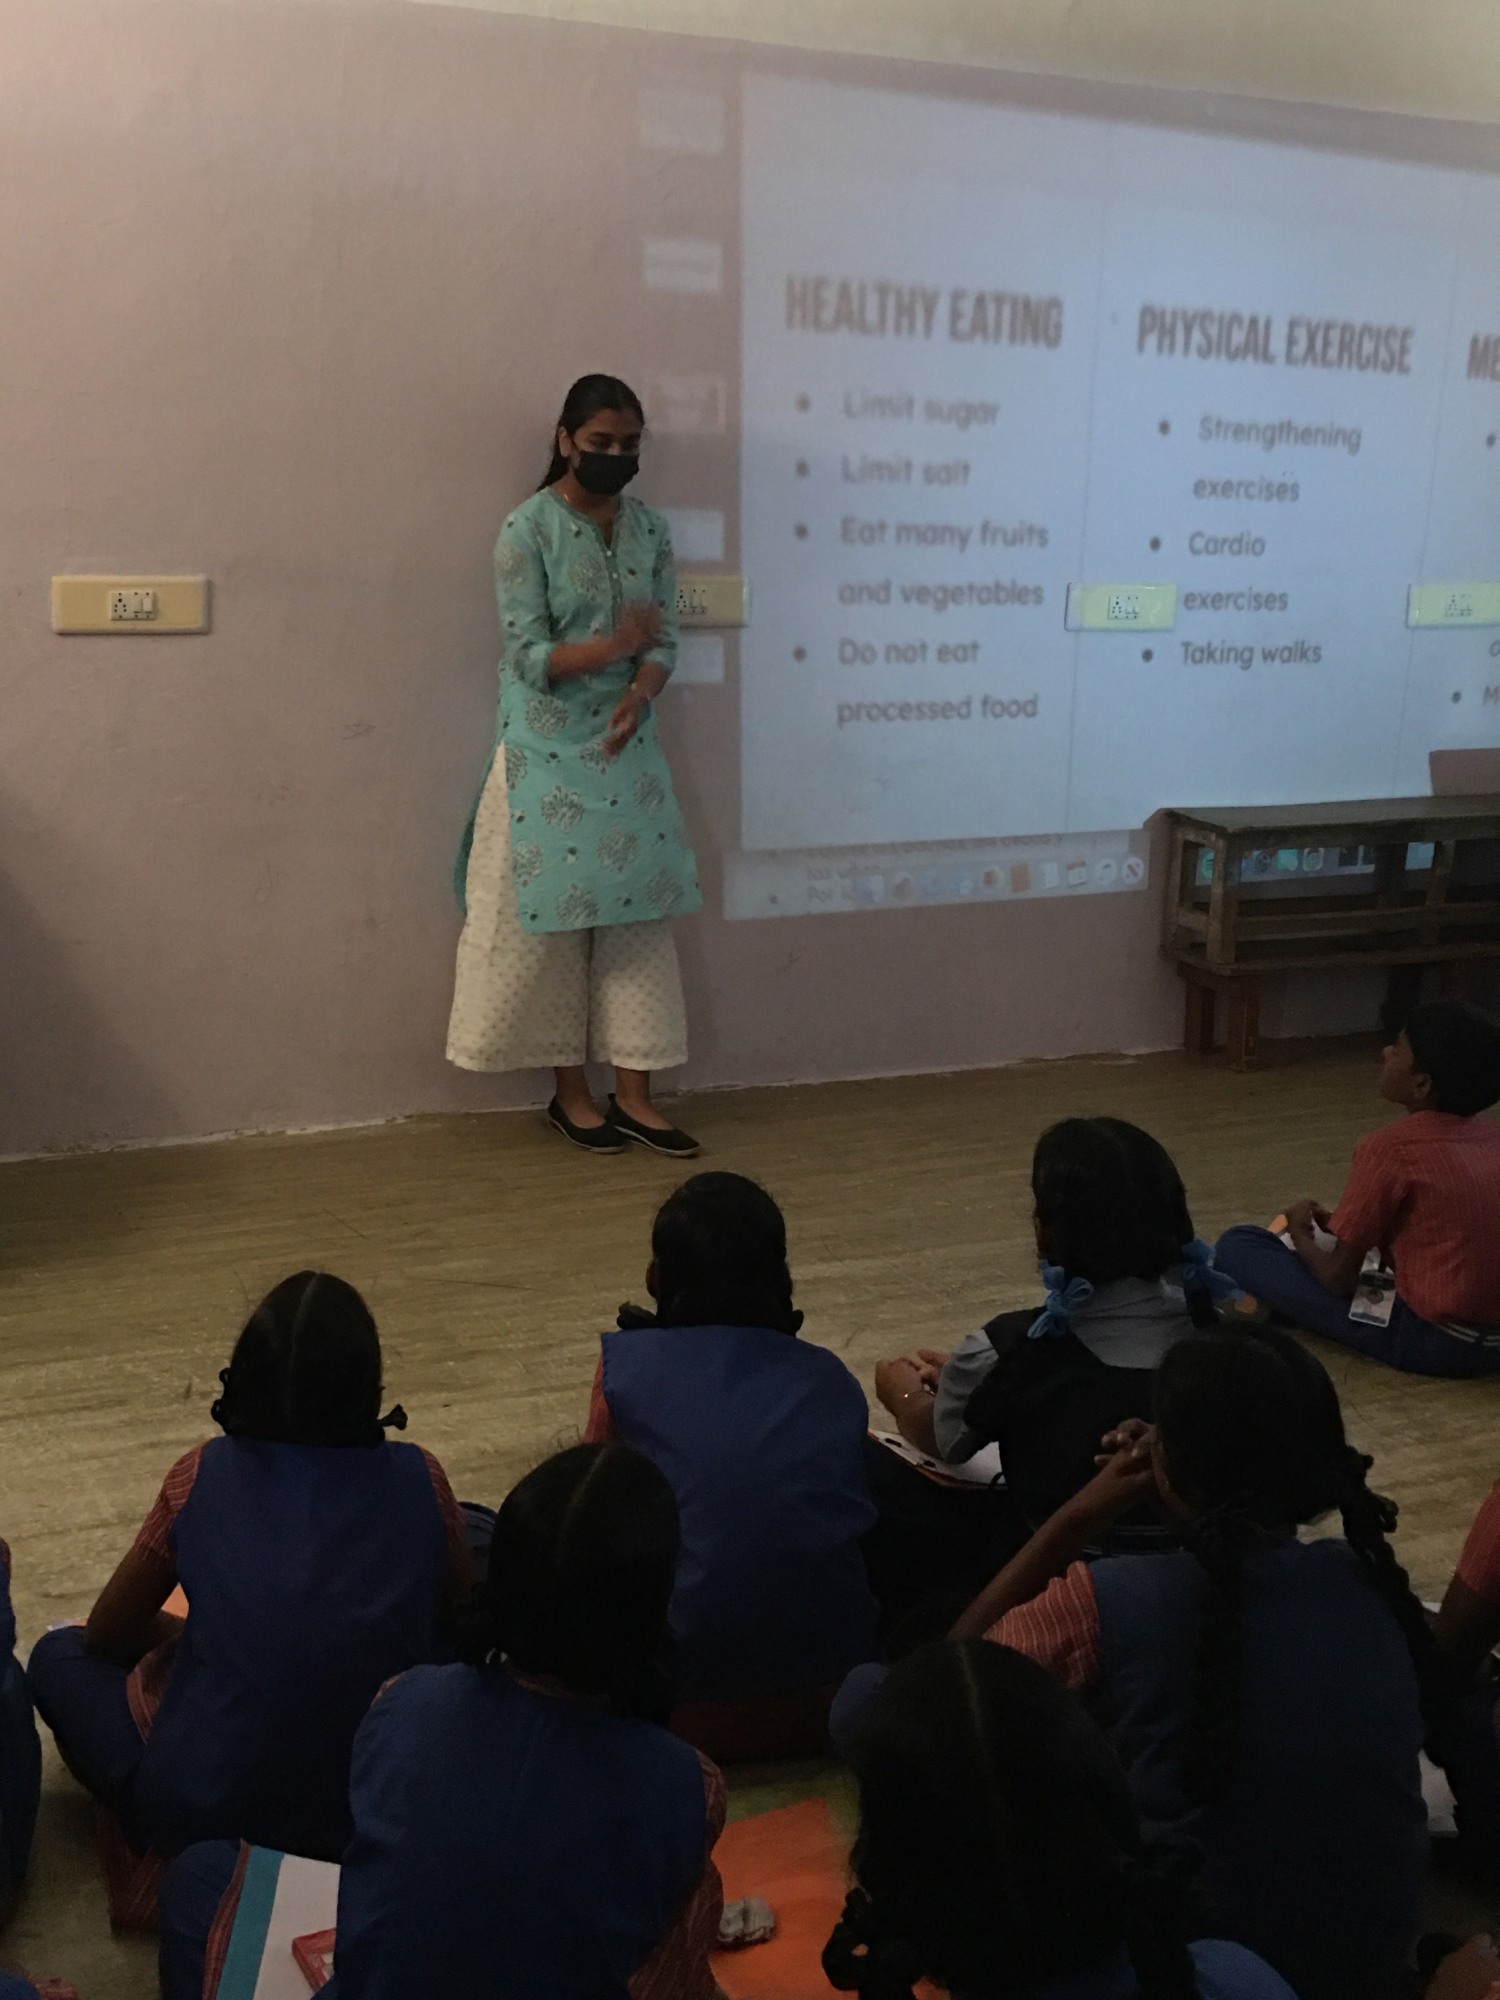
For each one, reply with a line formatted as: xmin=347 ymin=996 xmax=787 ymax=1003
xmin=0 ymin=1546 xmax=41 ymax=1920
xmin=1215 ymin=1000 xmax=1500 ymax=1377
xmin=952 ymin=1325 xmax=1432 ymax=2000
xmin=584 ymin=1172 xmax=877 ymax=1760
xmin=825 ymin=1637 xmax=1295 ymax=2000
xmin=157 ymin=1443 xmax=727 ymax=2000
xmin=29 ymin=1272 xmax=470 ymax=1885
xmin=867 ymin=1119 xmax=1230 ymax=1641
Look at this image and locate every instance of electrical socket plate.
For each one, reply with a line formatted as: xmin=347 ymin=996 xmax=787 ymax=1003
xmin=1407 ymin=583 xmax=1500 ymax=628
xmin=52 ymin=575 xmax=210 ymax=634
xmin=676 ymin=574 xmax=748 ymax=628
xmin=1065 ymin=582 xmax=1178 ymax=632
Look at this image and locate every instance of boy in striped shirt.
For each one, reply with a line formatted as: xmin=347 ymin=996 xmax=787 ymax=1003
xmin=1216 ymin=1000 xmax=1500 ymax=1376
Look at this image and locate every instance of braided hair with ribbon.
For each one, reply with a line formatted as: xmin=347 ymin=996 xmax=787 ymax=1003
xmin=457 ymin=1442 xmax=680 ymax=1725
xmin=211 ymin=1271 xmax=406 ymax=1449
xmin=824 ymin=1638 xmax=1202 ymax=1999
xmin=1023 ymin=1118 xmax=1229 ymax=1342
xmin=1153 ymin=1324 xmax=1446 ymax=1805
xmin=642 ymin=1172 xmax=803 ymax=1338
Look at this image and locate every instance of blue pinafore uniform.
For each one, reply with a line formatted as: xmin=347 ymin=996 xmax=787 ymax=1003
xmin=329 ymin=1665 xmax=711 ymax=1998
xmin=600 ymin=1322 xmax=878 ymax=1700
xmin=136 ymin=1437 xmax=452 ymax=1858
xmin=1091 ymin=1539 xmax=1427 ymax=2000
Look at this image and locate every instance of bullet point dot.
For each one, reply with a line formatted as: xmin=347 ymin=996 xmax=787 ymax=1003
xmin=1488 ymin=434 xmax=1497 ymax=448
xmin=1149 ymin=536 xmax=1161 ymax=551
xmin=793 ymin=646 xmax=807 ymax=662
xmin=1453 ymin=689 xmax=1463 ymax=703
xmin=794 ymin=523 xmax=808 ymax=539
xmin=1142 ymin=649 xmax=1154 ymax=663
xmin=1158 ymin=419 xmax=1171 ymax=435
xmin=796 ymin=460 xmax=810 ymax=477
xmin=796 ymin=395 xmax=811 ymax=413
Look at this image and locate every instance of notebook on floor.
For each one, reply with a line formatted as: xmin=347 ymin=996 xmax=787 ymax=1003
xmin=215 ymin=1849 xmax=339 ymax=2000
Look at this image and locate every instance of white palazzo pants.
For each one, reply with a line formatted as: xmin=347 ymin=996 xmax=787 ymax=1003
xmin=447 ymin=767 xmax=688 ymax=1074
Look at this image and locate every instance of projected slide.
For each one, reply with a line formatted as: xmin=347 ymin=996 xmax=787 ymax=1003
xmin=738 ymin=74 xmax=1500 ymax=873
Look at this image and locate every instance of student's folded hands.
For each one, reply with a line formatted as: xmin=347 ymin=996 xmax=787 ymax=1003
xmin=1067 ymin=1424 xmax=1159 ymax=1526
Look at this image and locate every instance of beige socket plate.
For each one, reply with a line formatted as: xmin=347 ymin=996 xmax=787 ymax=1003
xmin=676 ymin=574 xmax=748 ymax=628
xmin=52 ymin=575 xmax=211 ymax=634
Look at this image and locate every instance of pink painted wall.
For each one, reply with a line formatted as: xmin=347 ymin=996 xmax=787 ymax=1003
xmin=0 ymin=0 xmax=1384 ymax=1154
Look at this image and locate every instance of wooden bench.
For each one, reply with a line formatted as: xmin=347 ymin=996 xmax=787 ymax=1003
xmin=1161 ymin=797 xmax=1500 ymax=1069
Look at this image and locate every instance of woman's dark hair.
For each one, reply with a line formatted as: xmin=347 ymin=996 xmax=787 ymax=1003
xmin=825 ymin=1639 xmax=1201 ymax=2000
xmin=649 ymin=1171 xmax=802 ymax=1335
xmin=1403 ymin=999 xmax=1500 ymax=1116
xmin=1155 ymin=1325 xmax=1444 ymax=1805
xmin=211 ymin=1271 xmax=397 ymax=1448
xmin=1032 ymin=1118 xmax=1217 ymax=1330
xmin=459 ymin=1442 xmax=679 ymax=1723
xmin=540 ymin=373 xmax=646 ymax=488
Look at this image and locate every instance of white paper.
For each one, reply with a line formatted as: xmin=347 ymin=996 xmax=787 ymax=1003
xmin=869 ymin=1428 xmax=1005 ymax=1488
xmin=251 ymin=1856 xmax=340 ymax=2000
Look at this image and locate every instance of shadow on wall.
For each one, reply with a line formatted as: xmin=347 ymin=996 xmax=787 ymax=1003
xmin=0 ymin=806 xmax=178 ymax=1159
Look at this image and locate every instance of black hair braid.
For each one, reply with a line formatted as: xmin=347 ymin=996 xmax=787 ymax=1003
xmin=212 ymin=1271 xmax=388 ymax=1448
xmin=1031 ymin=1119 xmax=1206 ymax=1306
xmin=460 ymin=1444 xmax=679 ymax=1725
xmin=650 ymin=1172 xmax=802 ymax=1336
xmin=1179 ymin=1507 xmax=1254 ymax=1804
xmin=822 ymin=1890 xmax=922 ymax=2000
xmin=1336 ymin=1447 xmax=1451 ymax=1744
xmin=284 ymin=1275 xmax=387 ymax=1448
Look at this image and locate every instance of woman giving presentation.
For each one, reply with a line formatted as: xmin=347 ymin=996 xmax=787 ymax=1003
xmin=448 ymin=375 xmax=702 ymax=1158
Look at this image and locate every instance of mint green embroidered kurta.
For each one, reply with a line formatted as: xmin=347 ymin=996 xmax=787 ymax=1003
xmin=490 ymin=488 xmax=702 ymax=936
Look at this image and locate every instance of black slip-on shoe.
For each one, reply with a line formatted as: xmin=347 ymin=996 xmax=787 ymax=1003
xmin=546 ymin=1097 xmax=628 ymax=1154
xmin=604 ymin=1097 xmax=702 ymax=1159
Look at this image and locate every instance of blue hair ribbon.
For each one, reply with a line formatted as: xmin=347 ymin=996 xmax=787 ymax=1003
xmin=1026 ymin=1262 xmax=1094 ymax=1339
xmin=1177 ymin=1237 xmax=1241 ymax=1302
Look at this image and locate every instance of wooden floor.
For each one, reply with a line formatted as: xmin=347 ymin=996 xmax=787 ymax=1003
xmin=3 ymin=1044 xmax=1498 ymax=1990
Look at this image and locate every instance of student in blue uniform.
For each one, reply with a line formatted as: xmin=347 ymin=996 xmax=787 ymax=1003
xmin=954 ymin=1325 xmax=1434 ymax=2000
xmin=157 ymin=1443 xmax=726 ymax=2000
xmin=867 ymin=1119 xmax=1232 ymax=1645
xmin=584 ymin=1172 xmax=877 ymax=1759
xmin=825 ymin=1637 xmax=1295 ymax=2000
xmin=29 ymin=1273 xmax=470 ymax=1886
xmin=0 ymin=1544 xmax=40 ymax=1919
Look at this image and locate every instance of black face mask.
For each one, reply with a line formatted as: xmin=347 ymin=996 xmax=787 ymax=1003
xmin=572 ymin=449 xmax=639 ymax=497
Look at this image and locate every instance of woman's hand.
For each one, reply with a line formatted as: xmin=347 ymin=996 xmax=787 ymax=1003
xmin=610 ymin=600 xmax=663 ymax=662
xmin=604 ymin=684 xmax=651 ymax=758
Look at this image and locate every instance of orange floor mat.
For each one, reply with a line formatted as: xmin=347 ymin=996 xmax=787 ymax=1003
xmin=710 ymin=1799 xmax=939 ymax=2000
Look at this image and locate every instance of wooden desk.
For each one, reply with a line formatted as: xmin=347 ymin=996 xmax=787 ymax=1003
xmin=1160 ymin=797 xmax=1500 ymax=1068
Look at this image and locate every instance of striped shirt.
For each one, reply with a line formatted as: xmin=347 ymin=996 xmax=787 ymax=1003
xmin=988 ymin=1563 xmax=1101 ymax=1688
xmin=1330 ymin=1111 xmax=1500 ymax=1327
